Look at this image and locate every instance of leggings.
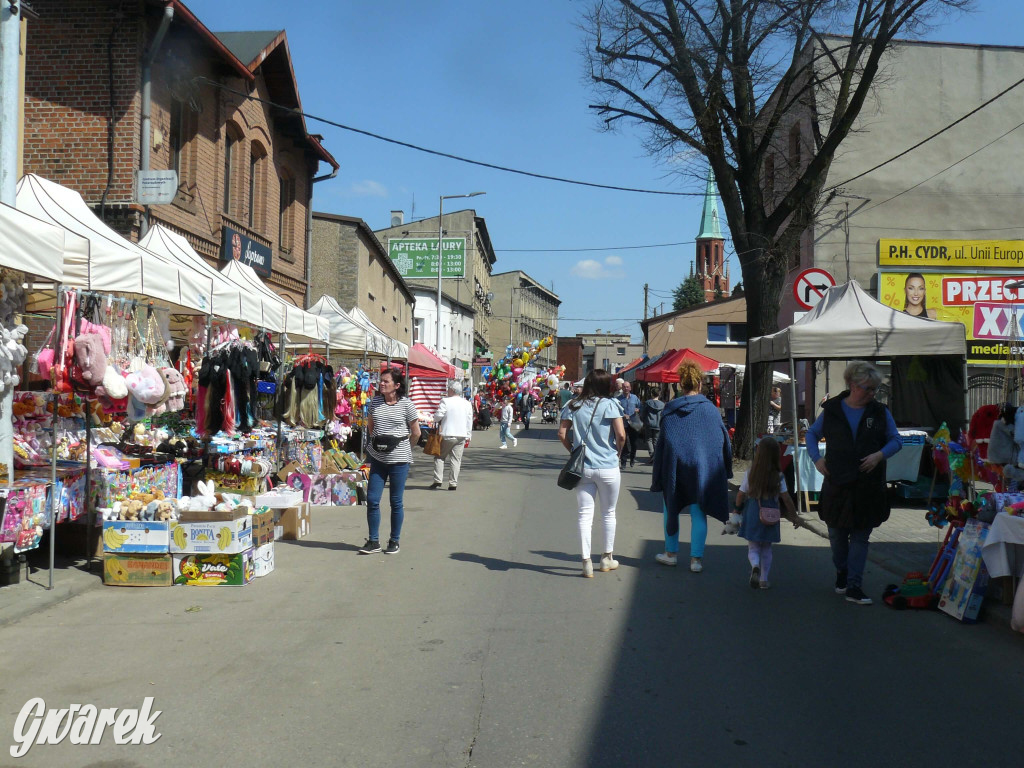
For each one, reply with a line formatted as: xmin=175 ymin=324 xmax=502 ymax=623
xmin=747 ymin=542 xmax=774 ymax=580
xmin=663 ymin=502 xmax=707 ymax=558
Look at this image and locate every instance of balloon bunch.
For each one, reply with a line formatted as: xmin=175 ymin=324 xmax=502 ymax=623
xmin=482 ymin=336 xmax=565 ymax=403
xmin=336 ymin=365 xmax=374 ymax=425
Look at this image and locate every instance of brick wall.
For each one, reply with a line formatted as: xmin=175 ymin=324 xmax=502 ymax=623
xmin=23 ymin=0 xmax=142 ymax=204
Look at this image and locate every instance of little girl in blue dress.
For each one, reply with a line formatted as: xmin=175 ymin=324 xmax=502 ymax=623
xmin=731 ymin=436 xmax=800 ymax=589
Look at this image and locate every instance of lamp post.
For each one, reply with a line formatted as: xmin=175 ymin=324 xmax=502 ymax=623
xmin=438 ymin=192 xmax=485 ymax=358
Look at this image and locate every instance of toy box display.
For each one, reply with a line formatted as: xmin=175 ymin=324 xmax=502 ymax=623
xmin=102 ymin=520 xmax=171 ymax=553
xmin=0 ymin=482 xmax=50 ymax=552
xmin=254 ymin=488 xmax=303 ymax=509
xmin=275 ymin=504 xmax=310 ymax=541
xmin=253 ymin=542 xmax=274 ymax=578
xmin=939 ymin=518 xmax=991 ymax=623
xmin=170 ymin=510 xmax=252 ymax=554
xmin=204 ymin=469 xmax=263 ymax=496
xmin=103 ymin=553 xmax=173 ymax=587
xmin=172 ymin=550 xmax=255 ymax=586
xmin=93 ymin=462 xmax=180 ymax=507
xmin=288 ymin=471 xmax=363 ymax=506
xmin=284 ymin=437 xmax=323 ymax=474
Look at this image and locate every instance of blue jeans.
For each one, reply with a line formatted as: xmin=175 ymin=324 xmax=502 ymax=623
xmin=663 ymin=503 xmax=707 ymax=558
xmin=828 ymin=527 xmax=872 ymax=588
xmin=499 ymin=422 xmax=511 ymax=445
xmin=366 ymin=459 xmax=410 ymax=543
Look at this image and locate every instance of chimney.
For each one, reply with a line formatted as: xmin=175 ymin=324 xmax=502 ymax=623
xmin=390 ymin=210 xmax=404 ymax=227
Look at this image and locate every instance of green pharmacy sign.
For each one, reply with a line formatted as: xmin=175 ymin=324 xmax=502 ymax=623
xmin=388 ymin=237 xmax=466 ymax=279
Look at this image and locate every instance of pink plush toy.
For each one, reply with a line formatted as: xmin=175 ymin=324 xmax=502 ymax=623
xmin=73 ymin=333 xmax=107 ymax=385
xmin=162 ymin=367 xmax=187 ymax=411
xmin=125 ymin=364 xmax=166 ymax=404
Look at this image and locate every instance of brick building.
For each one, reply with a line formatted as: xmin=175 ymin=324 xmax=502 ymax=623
xmin=22 ymin=0 xmax=337 ymax=307
xmin=309 ymin=212 xmax=415 ymax=350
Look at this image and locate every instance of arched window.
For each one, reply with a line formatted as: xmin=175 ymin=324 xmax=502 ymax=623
xmin=223 ymin=122 xmax=243 ymax=218
xmin=278 ymin=169 xmax=295 ymax=253
xmin=249 ymin=141 xmax=268 ymax=231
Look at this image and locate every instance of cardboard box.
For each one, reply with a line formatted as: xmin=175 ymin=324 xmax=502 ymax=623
xmin=170 ymin=516 xmax=252 ymax=554
xmin=274 ymin=504 xmax=311 ymax=540
xmin=103 ymin=553 xmax=173 ymax=587
xmin=172 ymin=550 xmax=254 ymax=586
xmin=250 ymin=510 xmax=274 ymax=547
xmin=101 ymin=520 xmax=170 ymax=554
xmin=254 ymin=489 xmax=304 ymax=509
xmin=54 ymin=521 xmax=103 ymax=559
xmin=253 ymin=542 xmax=274 ymax=578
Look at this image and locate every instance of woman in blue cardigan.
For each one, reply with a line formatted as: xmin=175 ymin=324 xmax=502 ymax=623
xmin=651 ymin=360 xmax=732 ymax=572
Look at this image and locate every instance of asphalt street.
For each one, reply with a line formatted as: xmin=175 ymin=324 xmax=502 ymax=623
xmin=1 ymin=421 xmax=1022 ymax=768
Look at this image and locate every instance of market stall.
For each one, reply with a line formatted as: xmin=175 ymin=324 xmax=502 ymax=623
xmin=402 ymin=343 xmax=455 ymax=425
xmin=635 ymin=348 xmax=719 ymax=382
xmin=348 ymin=305 xmax=409 ymax=361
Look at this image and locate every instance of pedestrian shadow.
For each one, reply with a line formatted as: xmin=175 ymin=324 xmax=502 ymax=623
xmin=531 ymin=549 xmax=647 ymax=570
xmin=286 ymin=539 xmax=363 ymax=553
xmin=450 ymin=551 xmax=578 ymax=577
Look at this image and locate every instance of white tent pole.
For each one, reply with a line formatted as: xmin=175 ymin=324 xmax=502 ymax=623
xmin=790 ymin=355 xmax=802 ymax=514
xmin=47 ymin=283 xmax=63 ymax=590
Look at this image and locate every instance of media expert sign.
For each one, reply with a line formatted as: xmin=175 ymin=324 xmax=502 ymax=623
xmin=879 ymin=271 xmax=1024 ymax=364
xmin=879 ymin=238 xmax=1024 ymax=267
xmin=221 ymin=225 xmax=272 ymax=277
xmin=388 ymin=238 xmax=466 ymax=279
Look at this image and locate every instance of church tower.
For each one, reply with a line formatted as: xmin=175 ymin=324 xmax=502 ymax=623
xmin=695 ymin=173 xmax=728 ymax=301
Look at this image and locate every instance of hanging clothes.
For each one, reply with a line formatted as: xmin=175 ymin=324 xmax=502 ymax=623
xmin=274 ymin=354 xmax=335 ymax=428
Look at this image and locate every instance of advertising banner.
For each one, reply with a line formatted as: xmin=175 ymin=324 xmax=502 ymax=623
xmin=878 ymin=271 xmax=1024 ymax=365
xmin=388 ymin=237 xmax=466 ymax=279
xmin=879 ymin=238 xmax=1024 ymax=268
xmin=221 ymin=225 xmax=272 ymax=277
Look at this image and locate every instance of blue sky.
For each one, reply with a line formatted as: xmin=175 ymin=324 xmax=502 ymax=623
xmin=188 ymin=0 xmax=1024 ymax=342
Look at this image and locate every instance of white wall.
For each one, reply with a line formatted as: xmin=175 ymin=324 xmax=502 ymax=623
xmin=412 ymin=288 xmax=474 ymax=366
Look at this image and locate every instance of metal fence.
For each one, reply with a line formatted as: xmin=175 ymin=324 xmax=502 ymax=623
xmin=967 ymin=373 xmax=1021 ymax=415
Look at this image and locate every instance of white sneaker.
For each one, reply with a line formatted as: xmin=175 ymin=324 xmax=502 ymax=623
xmin=582 ymin=559 xmax=594 ymax=578
xmin=690 ymin=557 xmax=704 ymax=573
xmin=499 ymin=444 xmax=507 ymax=449
xmin=655 ymin=552 xmax=677 ymax=566
xmin=512 ymin=438 xmax=518 ymax=447
xmin=599 ymin=554 xmax=619 ymax=572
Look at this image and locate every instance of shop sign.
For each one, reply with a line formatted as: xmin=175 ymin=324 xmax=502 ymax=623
xmin=221 ymin=225 xmax=272 ymax=277
xmin=135 ymin=170 xmax=178 ymax=205
xmin=878 ymin=270 xmax=1024 ymax=365
xmin=388 ymin=237 xmax=466 ymax=279
xmin=879 ymin=238 xmax=1024 ymax=268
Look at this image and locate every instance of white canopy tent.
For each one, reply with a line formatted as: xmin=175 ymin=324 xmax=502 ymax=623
xmin=220 ymin=259 xmax=329 ymax=343
xmin=748 ymin=280 xmax=968 ymax=507
xmin=306 ymin=295 xmax=373 ymax=354
xmin=0 ymin=202 xmax=70 ymax=282
xmin=347 ymin=306 xmax=408 ymax=360
xmin=140 ymin=224 xmax=286 ymax=333
xmin=16 ymin=174 xmax=214 ymax=315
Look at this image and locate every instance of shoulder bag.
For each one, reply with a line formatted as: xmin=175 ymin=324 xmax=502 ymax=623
xmin=557 ymin=401 xmax=601 ymax=490
xmin=758 ymin=498 xmax=781 ymax=526
xmin=424 ymin=430 xmax=443 ymax=457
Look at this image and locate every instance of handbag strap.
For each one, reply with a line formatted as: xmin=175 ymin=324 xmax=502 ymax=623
xmin=578 ymin=398 xmax=601 ymax=443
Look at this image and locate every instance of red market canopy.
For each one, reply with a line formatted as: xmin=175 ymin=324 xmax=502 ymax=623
xmin=617 ymin=355 xmax=647 ymax=376
xmin=407 ymin=343 xmax=456 ymax=379
xmin=636 ymin=348 xmax=719 ymax=383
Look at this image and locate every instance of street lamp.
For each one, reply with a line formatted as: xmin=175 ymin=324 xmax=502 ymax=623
xmin=438 ymin=192 xmax=485 ymax=358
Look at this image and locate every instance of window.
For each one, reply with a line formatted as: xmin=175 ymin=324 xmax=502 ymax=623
xmin=278 ymin=171 xmax=295 ymax=252
xmin=248 ymin=143 xmax=267 ymax=231
xmin=223 ymin=124 xmax=241 ymax=216
xmin=707 ymin=323 xmax=747 ymax=345
xmin=169 ymin=99 xmax=183 ymax=177
xmin=617 ymin=347 xmax=626 ymax=355
xmin=414 ymin=318 xmax=424 ymax=344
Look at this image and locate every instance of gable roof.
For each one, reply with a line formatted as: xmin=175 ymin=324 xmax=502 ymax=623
xmin=215 ymin=30 xmax=283 ymax=68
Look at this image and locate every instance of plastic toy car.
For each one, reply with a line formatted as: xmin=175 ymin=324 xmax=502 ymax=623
xmin=882 ymin=571 xmax=939 ymax=610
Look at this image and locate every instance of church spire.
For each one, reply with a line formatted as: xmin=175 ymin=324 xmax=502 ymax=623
xmin=696 ymin=172 xmax=723 ymax=241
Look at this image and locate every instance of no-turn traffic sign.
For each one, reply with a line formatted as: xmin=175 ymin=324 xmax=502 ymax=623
xmin=793 ymin=268 xmax=836 ymax=310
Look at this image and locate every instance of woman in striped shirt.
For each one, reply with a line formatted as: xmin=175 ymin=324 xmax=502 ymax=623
xmin=359 ymin=368 xmax=420 ymax=555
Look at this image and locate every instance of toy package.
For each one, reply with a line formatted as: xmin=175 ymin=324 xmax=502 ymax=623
xmin=938 ymin=518 xmax=991 ymax=623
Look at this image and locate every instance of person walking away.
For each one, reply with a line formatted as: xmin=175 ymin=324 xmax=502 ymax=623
xmin=520 ymin=389 xmax=536 ymax=430
xmin=731 ymin=436 xmax=800 ymax=589
xmin=432 ymin=382 xmax=474 ymax=490
xmin=361 ymin=368 xmax=420 ymax=555
xmin=652 ymin=360 xmax=732 ymax=573
xmin=499 ymin=397 xmax=517 ymax=449
xmin=804 ymin=361 xmax=902 ymax=605
xmin=558 ymin=368 xmax=626 ymax=578
xmin=641 ymin=387 xmax=666 ymax=463
xmin=616 ymin=381 xmax=642 ymax=468
xmin=767 ymin=386 xmax=783 ymax=433
xmin=558 ymin=382 xmax=573 ymax=409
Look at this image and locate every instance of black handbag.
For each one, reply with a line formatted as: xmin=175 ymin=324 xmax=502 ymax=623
xmin=557 ymin=402 xmax=600 ymax=490
xmin=371 ymin=433 xmax=405 ymax=453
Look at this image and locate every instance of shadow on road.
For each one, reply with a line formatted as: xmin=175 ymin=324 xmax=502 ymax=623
xmin=449 ymin=551 xmax=577 ymax=577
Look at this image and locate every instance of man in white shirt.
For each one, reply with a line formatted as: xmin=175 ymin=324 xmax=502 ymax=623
xmin=431 ymin=381 xmax=475 ymax=490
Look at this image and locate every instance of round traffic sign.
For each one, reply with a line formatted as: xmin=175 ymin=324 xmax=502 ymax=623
xmin=793 ymin=268 xmax=836 ymax=310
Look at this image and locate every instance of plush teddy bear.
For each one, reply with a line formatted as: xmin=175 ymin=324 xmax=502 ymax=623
xmin=154 ymin=501 xmax=175 ymax=521
xmin=119 ymin=499 xmax=144 ymax=521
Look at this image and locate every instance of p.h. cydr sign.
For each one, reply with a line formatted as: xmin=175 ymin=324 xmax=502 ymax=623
xmin=793 ymin=268 xmax=836 ymax=310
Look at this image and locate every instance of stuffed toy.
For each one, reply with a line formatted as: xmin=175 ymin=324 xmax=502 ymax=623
xmin=162 ymin=367 xmax=187 ymax=412
xmin=73 ymin=332 xmax=107 ymax=386
xmin=119 ymin=499 xmax=144 ymax=521
xmin=154 ymin=501 xmax=175 ymax=521
xmin=125 ymin=365 xmax=166 ymax=405
xmin=968 ymin=404 xmax=1001 ymax=460
xmin=143 ymin=500 xmax=161 ymax=521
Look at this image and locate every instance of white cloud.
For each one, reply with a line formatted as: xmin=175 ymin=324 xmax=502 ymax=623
xmin=348 ymin=179 xmax=388 ymax=197
xmin=571 ymin=258 xmax=624 ymax=279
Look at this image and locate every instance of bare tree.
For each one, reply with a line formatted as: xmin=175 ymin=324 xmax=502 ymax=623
xmin=583 ymin=0 xmax=972 ymax=457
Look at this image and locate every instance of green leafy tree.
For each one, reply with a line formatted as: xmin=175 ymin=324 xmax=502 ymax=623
xmin=672 ymin=275 xmax=706 ymax=312
xmin=583 ymin=0 xmax=971 ymax=457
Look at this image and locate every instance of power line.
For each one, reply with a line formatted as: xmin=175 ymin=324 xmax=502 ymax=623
xmin=195 ymin=77 xmax=704 ymax=198
xmin=497 ymin=240 xmax=705 ymax=253
xmin=825 ymin=73 xmax=1024 ymax=192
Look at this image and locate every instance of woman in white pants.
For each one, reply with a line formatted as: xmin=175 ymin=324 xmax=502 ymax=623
xmin=558 ymin=369 xmax=627 ymax=577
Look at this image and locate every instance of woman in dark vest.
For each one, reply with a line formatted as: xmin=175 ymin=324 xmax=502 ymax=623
xmin=804 ymin=361 xmax=902 ymax=605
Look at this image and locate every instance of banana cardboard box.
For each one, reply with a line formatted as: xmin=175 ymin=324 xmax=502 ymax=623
xmin=253 ymin=542 xmax=274 ymax=578
xmin=172 ymin=550 xmax=255 ymax=586
xmin=170 ymin=515 xmax=252 ymax=554
xmin=103 ymin=553 xmax=173 ymax=587
xmin=102 ymin=520 xmax=171 ymax=554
